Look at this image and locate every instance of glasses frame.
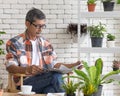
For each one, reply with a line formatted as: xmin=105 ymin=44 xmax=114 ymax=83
xmin=31 ymin=23 xmax=46 ymax=29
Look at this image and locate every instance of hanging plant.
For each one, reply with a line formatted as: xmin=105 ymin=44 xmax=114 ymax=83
xmin=67 ymin=23 xmax=87 ymax=36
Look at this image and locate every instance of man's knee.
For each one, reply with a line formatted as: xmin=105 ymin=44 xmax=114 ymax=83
xmin=51 ymin=72 xmax=65 ymax=92
xmin=52 ymin=72 xmax=63 ymax=84
xmin=43 ymin=85 xmax=56 ymax=93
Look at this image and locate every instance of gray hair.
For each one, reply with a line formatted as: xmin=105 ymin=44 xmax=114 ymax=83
xmin=25 ymin=8 xmax=46 ymax=23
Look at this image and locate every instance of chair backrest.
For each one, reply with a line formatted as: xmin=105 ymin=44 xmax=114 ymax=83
xmin=6 ymin=73 xmax=26 ymax=93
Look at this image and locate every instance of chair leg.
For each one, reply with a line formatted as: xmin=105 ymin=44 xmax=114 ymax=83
xmin=6 ymin=73 xmax=19 ymax=92
xmin=20 ymin=76 xmax=23 ymax=86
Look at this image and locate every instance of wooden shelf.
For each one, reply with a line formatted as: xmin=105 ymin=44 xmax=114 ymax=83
xmin=102 ymin=74 xmax=120 ymax=80
xmin=79 ymin=47 xmax=120 ymax=53
xmin=79 ymin=11 xmax=120 ymax=18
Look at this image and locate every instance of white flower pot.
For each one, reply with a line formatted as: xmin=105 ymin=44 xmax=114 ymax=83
xmin=106 ymin=41 xmax=115 ymax=47
xmin=114 ymin=0 xmax=120 ymax=11
xmin=114 ymin=4 xmax=120 ymax=11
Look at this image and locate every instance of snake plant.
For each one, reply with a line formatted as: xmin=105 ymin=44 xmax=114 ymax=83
xmin=69 ymin=58 xmax=120 ymax=95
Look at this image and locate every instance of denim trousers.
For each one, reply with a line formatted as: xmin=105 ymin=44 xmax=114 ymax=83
xmin=23 ymin=72 xmax=65 ymax=94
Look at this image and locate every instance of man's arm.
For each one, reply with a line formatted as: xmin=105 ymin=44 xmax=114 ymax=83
xmin=6 ymin=64 xmax=43 ymax=75
xmin=54 ymin=61 xmax=82 ymax=69
xmin=5 ymin=40 xmax=43 ymax=75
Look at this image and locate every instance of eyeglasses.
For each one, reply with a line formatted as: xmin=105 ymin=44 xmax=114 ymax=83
xmin=31 ymin=23 xmax=46 ymax=29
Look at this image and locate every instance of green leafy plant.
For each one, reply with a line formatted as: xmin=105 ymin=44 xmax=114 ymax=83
xmin=62 ymin=80 xmax=79 ymax=96
xmin=0 ymin=31 xmax=6 ymax=55
xmin=107 ymin=33 xmax=115 ymax=41
xmin=0 ymin=31 xmax=5 ymax=90
xmin=87 ymin=0 xmax=97 ymax=4
xmin=117 ymin=0 xmax=120 ymax=4
xmin=69 ymin=58 xmax=120 ymax=95
xmin=88 ymin=22 xmax=106 ymax=38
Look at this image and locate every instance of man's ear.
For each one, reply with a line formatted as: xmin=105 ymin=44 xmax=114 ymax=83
xmin=25 ymin=21 xmax=30 ymax=27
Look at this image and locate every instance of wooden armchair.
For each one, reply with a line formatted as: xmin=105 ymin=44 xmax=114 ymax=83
xmin=6 ymin=72 xmax=72 ymax=93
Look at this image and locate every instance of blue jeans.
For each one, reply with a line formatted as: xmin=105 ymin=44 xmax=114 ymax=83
xmin=23 ymin=72 xmax=65 ymax=94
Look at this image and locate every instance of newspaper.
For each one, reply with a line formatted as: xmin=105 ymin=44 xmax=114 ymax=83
xmin=43 ymin=65 xmax=73 ymax=74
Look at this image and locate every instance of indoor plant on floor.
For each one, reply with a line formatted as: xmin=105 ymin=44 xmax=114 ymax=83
xmin=62 ymin=79 xmax=80 ymax=96
xmin=69 ymin=58 xmax=120 ymax=96
xmin=87 ymin=22 xmax=106 ymax=47
xmin=106 ymin=33 xmax=115 ymax=47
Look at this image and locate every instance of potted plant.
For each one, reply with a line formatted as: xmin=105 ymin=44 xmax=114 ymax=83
xmin=106 ymin=33 xmax=115 ymax=47
xmin=117 ymin=0 xmax=120 ymax=3
xmin=0 ymin=31 xmax=6 ymax=95
xmin=67 ymin=23 xmax=87 ymax=43
xmin=0 ymin=31 xmax=6 ymax=55
xmin=87 ymin=22 xmax=106 ymax=47
xmin=114 ymin=0 xmax=120 ymax=10
xmin=101 ymin=0 xmax=115 ymax=11
xmin=87 ymin=0 xmax=97 ymax=12
xmin=113 ymin=60 xmax=120 ymax=71
xmin=69 ymin=58 xmax=120 ymax=96
xmin=62 ymin=80 xmax=79 ymax=96
xmin=67 ymin=23 xmax=87 ymax=36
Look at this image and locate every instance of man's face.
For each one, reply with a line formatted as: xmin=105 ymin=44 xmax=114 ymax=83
xmin=26 ymin=19 xmax=46 ymax=37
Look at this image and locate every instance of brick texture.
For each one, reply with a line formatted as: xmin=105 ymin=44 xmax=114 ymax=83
xmin=0 ymin=0 xmax=120 ymax=95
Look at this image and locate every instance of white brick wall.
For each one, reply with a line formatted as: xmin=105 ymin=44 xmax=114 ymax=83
xmin=0 ymin=0 xmax=120 ymax=95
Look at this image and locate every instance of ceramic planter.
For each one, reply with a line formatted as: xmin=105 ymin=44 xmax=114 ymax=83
xmin=103 ymin=2 xmax=115 ymax=11
xmin=91 ymin=37 xmax=103 ymax=47
xmin=92 ymin=85 xmax=103 ymax=96
xmin=106 ymin=41 xmax=115 ymax=47
xmin=84 ymin=85 xmax=103 ymax=96
xmin=87 ymin=4 xmax=96 ymax=12
xmin=114 ymin=4 xmax=120 ymax=11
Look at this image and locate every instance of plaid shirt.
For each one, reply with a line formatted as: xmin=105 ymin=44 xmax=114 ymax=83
xmin=6 ymin=31 xmax=57 ymax=69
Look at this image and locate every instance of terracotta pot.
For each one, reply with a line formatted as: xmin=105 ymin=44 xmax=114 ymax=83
xmin=0 ymin=89 xmax=3 ymax=96
xmin=87 ymin=4 xmax=96 ymax=12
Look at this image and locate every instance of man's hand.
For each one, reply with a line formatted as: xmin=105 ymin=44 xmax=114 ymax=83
xmin=75 ymin=61 xmax=81 ymax=65
xmin=75 ymin=61 xmax=83 ymax=70
xmin=26 ymin=65 xmax=43 ymax=75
